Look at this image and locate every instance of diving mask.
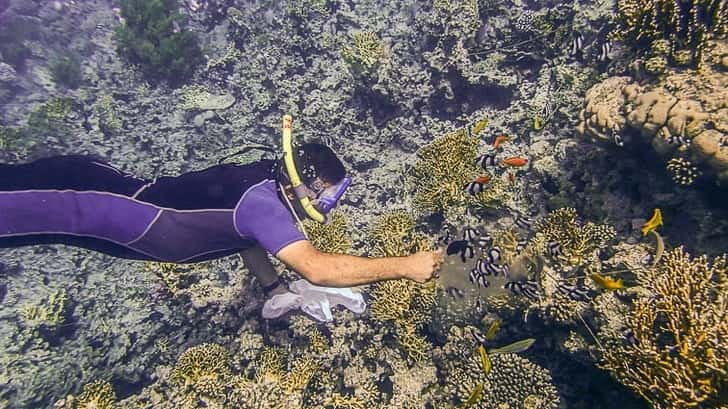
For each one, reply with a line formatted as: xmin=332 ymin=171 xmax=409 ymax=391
xmin=312 ymin=176 xmax=351 ymax=214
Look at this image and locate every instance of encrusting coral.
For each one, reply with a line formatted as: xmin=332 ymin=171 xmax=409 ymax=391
xmin=600 ymin=247 xmax=727 ymax=408
xmin=577 ymin=43 xmax=728 ymax=184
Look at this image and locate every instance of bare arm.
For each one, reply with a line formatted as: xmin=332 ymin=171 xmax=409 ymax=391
xmin=276 ymin=240 xmax=443 ymax=287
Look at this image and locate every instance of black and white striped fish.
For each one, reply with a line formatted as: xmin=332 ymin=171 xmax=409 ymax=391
xmin=556 ymin=281 xmax=590 ymax=302
xmin=598 ymin=41 xmax=613 ymax=61
xmin=477 ymin=234 xmax=493 ymax=249
xmin=476 ymin=154 xmax=498 ymax=170
xmin=446 ymin=286 xmax=465 ymax=299
xmin=463 ymin=227 xmax=478 ymax=242
xmin=547 ymin=240 xmax=562 ymax=257
xmin=447 ymin=240 xmax=475 ymax=263
xmin=485 ymin=247 xmax=501 ymax=264
xmin=438 ymin=227 xmax=452 ymax=244
xmin=504 ymin=280 xmax=539 ymax=300
xmin=570 ymin=32 xmax=584 ymax=56
xmin=464 ymin=181 xmax=487 ymax=195
xmin=475 ymin=259 xmax=501 ymax=276
xmin=514 ymin=215 xmax=533 ymax=230
xmin=515 ymin=238 xmax=528 ymax=253
xmin=469 ymin=268 xmax=490 ymax=288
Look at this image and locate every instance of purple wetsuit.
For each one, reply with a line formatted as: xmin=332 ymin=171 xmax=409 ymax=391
xmin=0 ymin=156 xmax=306 ymax=262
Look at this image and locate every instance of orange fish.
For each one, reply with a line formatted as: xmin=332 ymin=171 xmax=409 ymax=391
xmin=493 ymin=134 xmax=509 ymax=149
xmin=474 ymin=175 xmax=491 ymax=184
xmin=500 ymin=157 xmax=528 ymax=167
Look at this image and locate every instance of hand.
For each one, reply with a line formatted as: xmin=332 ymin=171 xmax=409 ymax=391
xmin=405 ymin=249 xmax=444 ymax=283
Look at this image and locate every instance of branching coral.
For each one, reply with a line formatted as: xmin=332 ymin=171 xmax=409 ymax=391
xmin=533 ymin=207 xmax=616 ymax=270
xmin=365 ymin=211 xmax=436 ymax=362
xmin=613 ymin=0 xmax=727 ymax=66
xmin=341 ymin=31 xmax=387 ymax=73
xmin=171 ymin=343 xmax=232 ymax=404
xmin=302 ymin=211 xmax=354 ymax=255
xmin=409 ymin=128 xmax=506 ymax=219
xmin=600 ymin=247 xmax=727 ymax=408
xmin=75 ymin=380 xmax=116 ymax=409
xmin=20 ymin=289 xmax=70 ymax=338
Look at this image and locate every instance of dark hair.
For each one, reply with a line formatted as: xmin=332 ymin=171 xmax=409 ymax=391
xmin=295 ymin=143 xmax=346 ymax=185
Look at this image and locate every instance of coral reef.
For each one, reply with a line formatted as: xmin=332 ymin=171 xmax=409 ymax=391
xmin=577 ymin=46 xmax=728 ymax=184
xmin=74 ymin=380 xmax=116 ymax=409
xmin=114 ymin=0 xmax=203 ymax=84
xmin=341 ymin=31 xmax=387 ymax=73
xmin=302 ymin=211 xmax=354 ymax=255
xmin=600 ymin=247 xmax=727 ymax=408
xmin=613 ymin=0 xmax=728 ymax=67
xmin=436 ymin=326 xmax=560 ymax=408
xmin=365 ymin=211 xmax=436 ymax=362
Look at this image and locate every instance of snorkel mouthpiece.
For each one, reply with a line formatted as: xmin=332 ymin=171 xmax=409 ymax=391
xmin=317 ymin=176 xmax=351 ymax=214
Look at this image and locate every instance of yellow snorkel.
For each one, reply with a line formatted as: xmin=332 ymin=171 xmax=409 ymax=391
xmin=281 ymin=115 xmax=326 ymax=223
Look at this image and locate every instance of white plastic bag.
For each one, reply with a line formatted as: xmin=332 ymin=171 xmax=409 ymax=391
xmin=261 ymin=279 xmax=366 ymax=322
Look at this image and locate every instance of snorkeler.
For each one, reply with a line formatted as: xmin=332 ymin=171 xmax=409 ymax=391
xmin=0 ymin=116 xmax=444 ymax=321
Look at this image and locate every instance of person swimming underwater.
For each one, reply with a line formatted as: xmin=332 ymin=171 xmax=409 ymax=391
xmin=0 ymin=116 xmax=444 ymax=321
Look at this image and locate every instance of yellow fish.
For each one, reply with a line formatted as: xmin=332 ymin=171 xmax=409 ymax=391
xmin=641 ymin=208 xmax=663 ymax=236
xmin=461 ymin=382 xmax=484 ymax=408
xmin=472 ymin=118 xmax=489 ymax=136
xmin=533 ymin=115 xmax=544 ymax=131
xmin=478 ymin=344 xmax=491 ymax=374
xmin=488 ymin=338 xmax=535 ymax=354
xmin=590 ymin=273 xmax=624 ymax=290
xmin=485 ymin=319 xmax=501 ymax=341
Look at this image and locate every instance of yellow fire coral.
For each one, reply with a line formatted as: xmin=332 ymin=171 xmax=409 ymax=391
xmin=409 ymin=127 xmax=495 ymax=218
xmin=75 ymin=380 xmax=116 ymax=409
xmin=533 ymin=207 xmax=616 ymax=269
xmin=601 ymin=247 xmax=727 ymax=408
xmin=365 ymin=211 xmax=437 ymax=362
xmin=302 ymin=211 xmax=353 ymax=255
xmin=171 ymin=343 xmax=232 ymax=403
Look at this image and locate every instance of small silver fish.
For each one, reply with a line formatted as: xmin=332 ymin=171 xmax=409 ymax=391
xmin=614 ymin=133 xmax=624 ymax=147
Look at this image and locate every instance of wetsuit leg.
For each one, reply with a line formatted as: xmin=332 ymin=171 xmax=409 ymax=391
xmin=0 ymin=155 xmax=155 ymax=260
xmin=0 ymin=155 xmax=147 ymax=194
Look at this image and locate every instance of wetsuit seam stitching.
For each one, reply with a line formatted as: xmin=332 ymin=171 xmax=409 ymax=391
xmin=125 ymin=208 xmax=163 ymax=245
xmin=233 ymin=179 xmax=275 ymax=237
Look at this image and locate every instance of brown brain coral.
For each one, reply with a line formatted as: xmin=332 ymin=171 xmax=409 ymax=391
xmin=578 ymin=42 xmax=728 ymax=184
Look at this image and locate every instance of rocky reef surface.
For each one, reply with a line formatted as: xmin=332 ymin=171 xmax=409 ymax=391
xmin=0 ymin=0 xmax=726 ymax=408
